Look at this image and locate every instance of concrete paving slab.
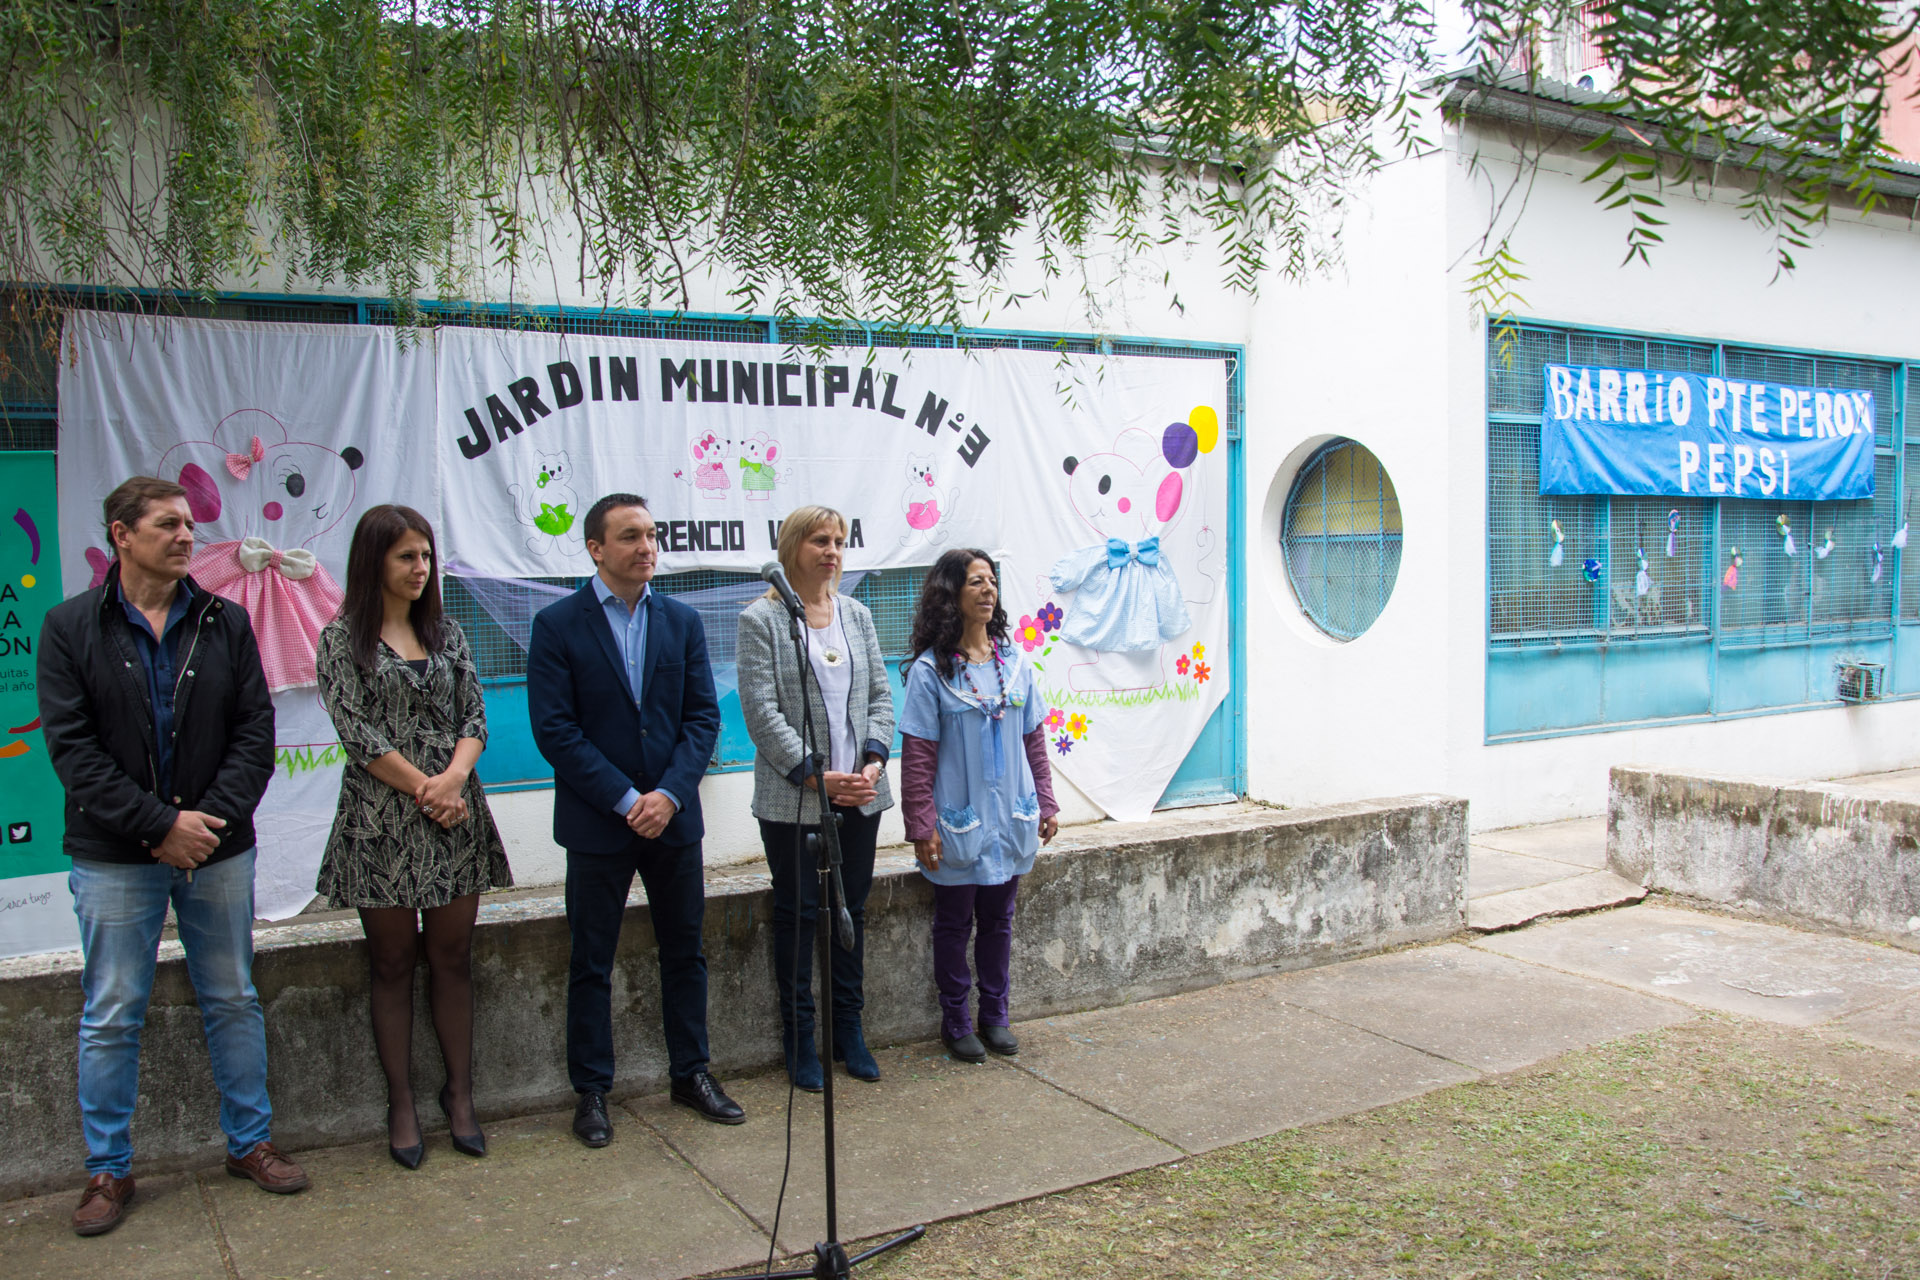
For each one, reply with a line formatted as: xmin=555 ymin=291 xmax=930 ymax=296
xmin=208 ymin=1110 xmax=769 ymax=1280
xmin=1828 ymin=992 xmax=1920 ymax=1056
xmin=1270 ymin=943 xmax=1694 ymax=1073
xmin=1831 ymin=766 xmax=1920 ymax=796
xmin=1467 ymin=870 xmax=1647 ymax=931
xmin=1475 ymin=903 xmax=1920 ymax=1027
xmin=0 ymin=1173 xmax=225 ymax=1280
xmin=632 ymin=1040 xmax=1177 ymax=1254
xmin=1012 ymin=980 xmax=1474 ymax=1154
xmin=1471 ymin=817 xmax=1607 ymax=867
xmin=1468 ymin=847 xmax=1587 ymax=899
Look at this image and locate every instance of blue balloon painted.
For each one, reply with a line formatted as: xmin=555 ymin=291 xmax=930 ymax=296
xmin=1162 ymin=422 xmax=1199 ymax=469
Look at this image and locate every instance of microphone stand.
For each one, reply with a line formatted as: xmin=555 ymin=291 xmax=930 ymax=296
xmin=716 ymin=588 xmax=923 ymax=1280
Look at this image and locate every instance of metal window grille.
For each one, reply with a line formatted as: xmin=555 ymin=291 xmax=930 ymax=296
xmin=1281 ymin=438 xmax=1402 ymax=641
xmin=1488 ymin=326 xmax=1713 ymax=644
xmin=1490 ymin=322 xmax=1906 ymax=702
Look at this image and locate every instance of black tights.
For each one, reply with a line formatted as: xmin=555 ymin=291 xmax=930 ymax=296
xmin=359 ymin=895 xmax=480 ymax=1146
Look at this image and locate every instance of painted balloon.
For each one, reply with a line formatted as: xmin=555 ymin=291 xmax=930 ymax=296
xmin=1162 ymin=422 xmax=1199 ymax=469
xmin=1190 ymin=405 xmax=1220 ymax=453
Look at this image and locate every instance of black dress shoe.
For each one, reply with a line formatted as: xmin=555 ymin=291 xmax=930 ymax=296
xmin=440 ymin=1085 xmax=488 ymax=1158
xmin=670 ymin=1071 xmax=746 ymax=1124
xmin=978 ymin=1025 xmax=1019 ymax=1056
xmin=573 ymin=1091 xmax=612 ymax=1147
xmin=942 ymin=1032 xmax=987 ymax=1064
xmin=389 ymin=1103 xmax=425 ymax=1170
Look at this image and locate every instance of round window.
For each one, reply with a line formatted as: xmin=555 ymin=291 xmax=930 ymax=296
xmin=1281 ymin=439 xmax=1403 ymax=641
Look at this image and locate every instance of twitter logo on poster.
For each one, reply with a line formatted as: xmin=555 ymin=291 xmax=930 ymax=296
xmin=5 ymin=822 xmax=29 ymax=844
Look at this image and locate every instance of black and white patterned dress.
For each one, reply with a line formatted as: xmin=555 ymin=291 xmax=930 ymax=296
xmin=314 ymin=617 xmax=512 ymax=909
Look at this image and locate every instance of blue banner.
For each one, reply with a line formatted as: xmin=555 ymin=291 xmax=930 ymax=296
xmin=1539 ymin=364 xmax=1875 ymax=501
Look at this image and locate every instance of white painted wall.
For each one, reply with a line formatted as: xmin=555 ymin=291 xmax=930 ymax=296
xmin=1236 ymin=117 xmax=1920 ymax=833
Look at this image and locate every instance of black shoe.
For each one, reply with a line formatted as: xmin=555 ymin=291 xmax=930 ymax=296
xmin=670 ymin=1071 xmax=746 ymax=1124
xmin=942 ymin=1032 xmax=987 ymax=1064
xmin=979 ymin=1025 xmax=1019 ymax=1056
xmin=573 ymin=1091 xmax=612 ymax=1148
xmin=388 ymin=1103 xmax=424 ymax=1170
xmin=440 ymin=1085 xmax=487 ymax=1158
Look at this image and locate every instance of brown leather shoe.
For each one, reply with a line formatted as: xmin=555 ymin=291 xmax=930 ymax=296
xmin=71 ymin=1172 xmax=135 ymax=1236
xmin=224 ymin=1141 xmax=310 ymax=1193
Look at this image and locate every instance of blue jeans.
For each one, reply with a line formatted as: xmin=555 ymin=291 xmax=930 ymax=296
xmin=70 ymin=849 xmax=273 ymax=1176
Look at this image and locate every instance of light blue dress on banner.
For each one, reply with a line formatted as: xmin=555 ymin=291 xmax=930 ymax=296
xmin=1050 ymin=537 xmax=1191 ymax=653
xmin=899 ymin=645 xmax=1050 ymax=887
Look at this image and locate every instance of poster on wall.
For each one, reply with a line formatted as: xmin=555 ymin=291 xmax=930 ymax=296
xmin=56 ymin=313 xmax=440 ymax=925
xmin=437 ymin=328 xmax=1231 ymax=821
xmin=0 ymin=452 xmax=77 ymax=958
xmin=1539 ymin=363 xmax=1875 ymax=500
xmin=34 ymin=312 xmax=1229 ymax=958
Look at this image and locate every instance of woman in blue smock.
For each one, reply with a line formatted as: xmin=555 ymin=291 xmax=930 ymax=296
xmin=900 ymin=549 xmax=1060 ymax=1063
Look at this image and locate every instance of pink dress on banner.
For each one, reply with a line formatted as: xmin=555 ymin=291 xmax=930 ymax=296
xmin=190 ymin=538 xmax=344 ymax=692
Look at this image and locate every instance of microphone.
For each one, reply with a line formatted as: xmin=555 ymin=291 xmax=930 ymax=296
xmin=761 ymin=560 xmax=804 ymax=617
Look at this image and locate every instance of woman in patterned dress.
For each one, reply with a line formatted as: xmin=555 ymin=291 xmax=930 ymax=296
xmin=316 ymin=505 xmax=511 ymax=1168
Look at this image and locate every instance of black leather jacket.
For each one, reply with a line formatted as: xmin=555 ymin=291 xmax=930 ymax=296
xmin=36 ymin=564 xmax=275 ymax=866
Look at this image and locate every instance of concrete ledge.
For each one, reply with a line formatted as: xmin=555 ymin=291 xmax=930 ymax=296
xmin=0 ymin=794 xmax=1465 ymax=1199
xmin=1608 ymin=766 xmax=1920 ymax=950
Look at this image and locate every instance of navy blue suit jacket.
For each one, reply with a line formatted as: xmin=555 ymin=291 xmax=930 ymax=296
xmin=528 ymin=582 xmax=721 ymax=853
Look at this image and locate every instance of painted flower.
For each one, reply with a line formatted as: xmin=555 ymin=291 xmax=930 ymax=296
xmin=1054 ymin=734 xmax=1073 ymax=756
xmin=1176 ymin=654 xmax=1191 ymax=676
xmin=1037 ymin=602 xmax=1065 ymax=632
xmin=1193 ymin=662 xmax=1211 ymax=684
xmin=1044 ymin=707 xmax=1065 ymax=731
xmin=1014 ymin=614 xmax=1046 ymax=652
xmin=1192 ymin=643 xmax=1206 ymax=661
xmin=1067 ymin=713 xmax=1090 ymax=739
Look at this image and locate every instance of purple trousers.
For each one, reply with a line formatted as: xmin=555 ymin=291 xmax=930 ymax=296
xmin=930 ymin=878 xmax=1019 ymax=1041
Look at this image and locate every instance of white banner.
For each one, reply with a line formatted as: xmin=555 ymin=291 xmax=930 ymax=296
xmin=437 ymin=329 xmax=1230 ymax=820
xmin=48 ymin=316 xmax=1228 ymax=939
xmin=57 ymin=313 xmax=440 ymax=920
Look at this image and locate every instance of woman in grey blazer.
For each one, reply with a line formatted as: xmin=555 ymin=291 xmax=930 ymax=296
xmin=736 ymin=505 xmax=895 ymax=1088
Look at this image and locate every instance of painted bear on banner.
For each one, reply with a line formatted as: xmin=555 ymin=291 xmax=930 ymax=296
xmin=130 ymin=409 xmax=365 ymax=692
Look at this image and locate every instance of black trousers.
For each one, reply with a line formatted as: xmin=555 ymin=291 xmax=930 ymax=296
xmin=757 ymin=805 xmax=881 ymax=1036
xmin=564 ymin=835 xmax=709 ymax=1092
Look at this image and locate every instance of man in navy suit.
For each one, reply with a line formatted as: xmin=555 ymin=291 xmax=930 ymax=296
xmin=528 ymin=493 xmax=742 ymax=1143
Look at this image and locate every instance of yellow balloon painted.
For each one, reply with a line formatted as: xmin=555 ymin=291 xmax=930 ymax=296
xmin=1190 ymin=405 xmax=1220 ymax=453
xmin=20 ymin=574 xmax=33 ymax=589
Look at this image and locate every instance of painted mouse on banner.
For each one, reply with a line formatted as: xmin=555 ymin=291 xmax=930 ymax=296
xmin=672 ymin=429 xmax=735 ymax=499
xmin=737 ymin=431 xmax=784 ymax=500
xmin=1044 ymin=424 xmax=1215 ymax=692
xmin=115 ymin=409 xmax=365 ymax=692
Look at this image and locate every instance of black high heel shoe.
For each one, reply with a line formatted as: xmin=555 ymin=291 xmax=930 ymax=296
xmin=388 ymin=1103 xmax=424 ymax=1170
xmin=439 ymin=1085 xmax=487 ymax=1158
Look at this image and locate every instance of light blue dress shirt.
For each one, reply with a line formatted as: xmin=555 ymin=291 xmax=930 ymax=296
xmin=591 ymin=574 xmax=680 ymax=818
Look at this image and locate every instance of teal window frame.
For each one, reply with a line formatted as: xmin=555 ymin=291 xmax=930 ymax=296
xmin=1486 ymin=318 xmax=1915 ymax=741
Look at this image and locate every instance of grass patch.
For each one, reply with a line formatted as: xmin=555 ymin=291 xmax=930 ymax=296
xmin=842 ymin=1018 xmax=1920 ymax=1279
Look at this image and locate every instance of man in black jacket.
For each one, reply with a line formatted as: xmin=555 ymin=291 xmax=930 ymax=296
xmin=38 ymin=476 xmax=308 ymax=1237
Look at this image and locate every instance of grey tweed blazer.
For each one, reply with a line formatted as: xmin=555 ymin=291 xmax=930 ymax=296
xmin=736 ymin=593 xmax=895 ymax=823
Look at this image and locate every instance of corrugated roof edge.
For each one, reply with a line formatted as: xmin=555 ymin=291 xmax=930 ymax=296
xmin=1441 ymin=70 xmax=1920 ymax=202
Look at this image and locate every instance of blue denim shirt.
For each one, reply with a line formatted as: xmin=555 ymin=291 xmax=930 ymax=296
xmin=590 ymin=574 xmax=680 ymax=817
xmin=118 ymin=580 xmax=193 ymax=796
